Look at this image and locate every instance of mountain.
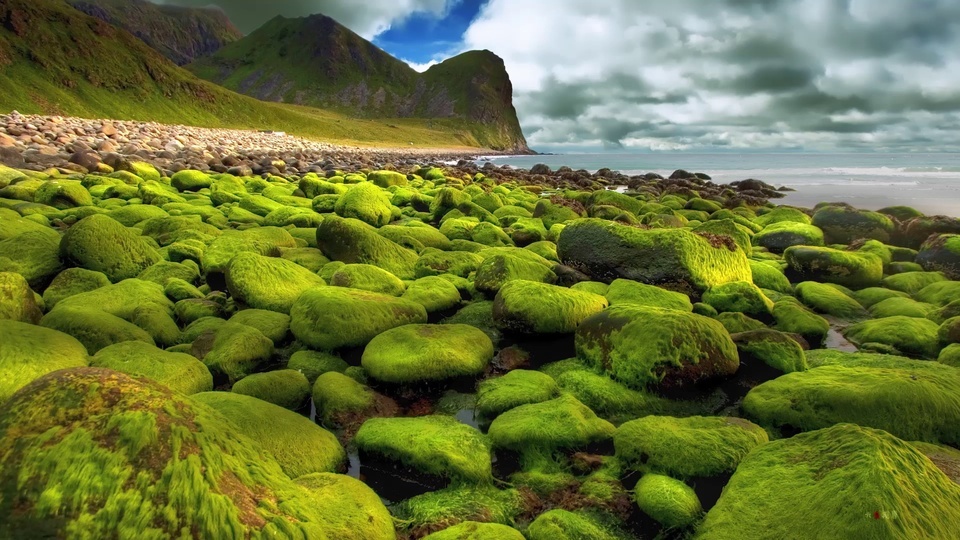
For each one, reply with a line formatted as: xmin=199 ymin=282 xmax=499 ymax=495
xmin=0 ymin=0 xmax=513 ymax=149
xmin=67 ymin=0 xmax=243 ymax=66
xmin=188 ymin=14 xmax=529 ymax=152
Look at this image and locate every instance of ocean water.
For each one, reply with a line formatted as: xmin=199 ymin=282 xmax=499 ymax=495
xmin=477 ymin=153 xmax=960 ymax=216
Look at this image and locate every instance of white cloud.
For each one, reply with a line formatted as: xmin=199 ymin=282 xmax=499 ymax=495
xmin=403 ymin=59 xmax=440 ymax=72
xmin=318 ymin=0 xmax=456 ymax=39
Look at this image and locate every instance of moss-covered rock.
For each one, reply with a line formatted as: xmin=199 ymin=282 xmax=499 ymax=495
xmin=170 ymin=169 xmax=212 ymax=192
xmin=229 ymin=309 xmax=290 ymax=344
xmin=576 ymin=305 xmax=739 ymax=390
xmin=200 ymin=226 xmax=297 ymax=283
xmin=916 ymin=234 xmax=960 ymax=279
xmin=316 ymin=215 xmax=418 ymax=279
xmin=53 ymin=278 xmax=172 ymax=321
xmin=784 ymin=245 xmax=883 ymax=289
xmin=59 ymin=214 xmax=160 ymax=282
xmin=0 ymin=320 xmax=88 ymax=402
xmin=355 ymin=415 xmax=492 ymax=483
xmin=753 ymin=220 xmax=825 ymax=254
xmin=938 ymin=343 xmax=960 ymax=368
xmin=715 ymin=312 xmax=766 ymax=334
xmin=748 ymin=260 xmax=792 ymax=294
xmin=553 ymin=369 xmax=682 ymax=423
xmin=526 ymin=509 xmax=623 ymax=540
xmin=474 ymin=253 xmax=557 ymax=294
xmin=361 ymin=323 xmax=493 ymax=384
xmin=615 ymin=415 xmax=768 ymax=478
xmin=402 ymin=276 xmax=462 ymax=313
xmin=843 ymin=316 xmax=941 ymax=358
xmin=811 ymin=205 xmax=896 ymax=244
xmin=743 ymin=362 xmax=960 ymax=444
xmin=225 ymin=252 xmax=326 ymax=314
xmin=33 ymin=179 xmax=92 ymax=209
xmin=330 ymin=263 xmax=405 ymax=296
xmin=492 ymin=280 xmax=607 ymax=334
xmin=334 ymin=182 xmax=394 ymax=227
xmin=732 ymin=329 xmax=808 ymax=373
xmin=423 ymin=521 xmax=524 ymax=540
xmin=288 ymin=350 xmax=348 ymax=384
xmin=634 ymin=474 xmax=702 ymax=529
xmin=91 ymin=341 xmax=211 ymax=395
xmin=291 ymin=287 xmax=427 ymax=350
xmin=0 ymin=229 xmax=63 ymax=290
xmin=868 ymin=297 xmax=937 ymax=319
xmin=488 ymin=394 xmax=615 ymax=453
xmin=794 ymin=281 xmax=868 ymax=320
xmin=0 ymin=272 xmax=42 ymax=323
xmin=702 ymin=281 xmax=774 ymax=319
xmin=195 ymin=388 xmax=347 ymax=479
xmin=231 ymin=369 xmax=310 ymax=410
xmin=295 ymin=473 xmax=396 ymax=540
xmin=558 ymin=218 xmax=751 ymax=294
xmin=188 ymin=320 xmax=274 ymax=382
xmin=394 ymin=485 xmax=525 ymax=535
xmin=604 ymin=278 xmax=693 ymax=311
xmin=854 ymin=286 xmax=910 ymax=308
xmin=0 ymin=368 xmax=335 ymax=538
xmin=476 ymin=369 xmax=560 ymax=420
xmin=311 ymin=371 xmax=377 ymax=426
xmin=415 ymin=248 xmax=484 ymax=278
xmin=40 ymin=305 xmax=154 ymax=354
xmin=695 ymin=423 xmax=960 ymax=540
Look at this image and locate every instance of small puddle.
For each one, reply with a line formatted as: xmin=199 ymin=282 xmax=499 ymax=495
xmin=825 ymin=327 xmax=859 ymax=352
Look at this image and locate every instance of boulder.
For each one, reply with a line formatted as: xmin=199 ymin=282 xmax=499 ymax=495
xmin=91 ymin=341 xmax=211 ymax=395
xmin=362 ymin=324 xmax=493 ymax=384
xmin=493 ymin=280 xmax=608 ymax=334
xmin=0 ymin=320 xmax=88 ymax=402
xmin=231 ymin=369 xmax=311 ymax=410
xmin=59 ymin=214 xmax=160 ymax=282
xmin=225 ymin=252 xmax=325 ymax=313
xmin=316 ymin=215 xmax=418 ymax=279
xmin=784 ymin=245 xmax=883 ymax=289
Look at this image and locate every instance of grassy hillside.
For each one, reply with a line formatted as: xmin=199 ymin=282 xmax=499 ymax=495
xmin=68 ymin=0 xmax=243 ymax=66
xmin=188 ymin=14 xmax=529 ymax=152
xmin=0 ymin=0 xmax=500 ymax=149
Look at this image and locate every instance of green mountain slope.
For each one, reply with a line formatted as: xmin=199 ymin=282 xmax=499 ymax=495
xmin=67 ymin=0 xmax=244 ymax=66
xmin=188 ymin=14 xmax=529 ymax=152
xmin=0 ymin=0 xmax=513 ymax=149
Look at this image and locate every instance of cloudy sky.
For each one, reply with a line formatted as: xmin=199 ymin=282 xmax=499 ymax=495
xmin=153 ymin=0 xmax=960 ymax=152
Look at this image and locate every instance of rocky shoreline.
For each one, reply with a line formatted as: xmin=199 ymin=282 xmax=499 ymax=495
xmin=1 ymin=120 xmax=960 ymax=538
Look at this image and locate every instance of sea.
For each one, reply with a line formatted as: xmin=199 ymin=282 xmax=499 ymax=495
xmin=475 ymin=153 xmax=960 ymax=217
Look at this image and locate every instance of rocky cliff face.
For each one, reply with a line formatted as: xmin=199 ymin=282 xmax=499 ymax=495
xmin=68 ymin=0 xmax=243 ymax=65
xmin=188 ymin=14 xmax=529 ymax=152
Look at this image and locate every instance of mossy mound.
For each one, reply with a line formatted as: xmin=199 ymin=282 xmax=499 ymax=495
xmin=715 ymin=312 xmax=766 ymax=334
xmin=476 ymin=369 xmax=560 ymax=419
xmin=294 ymin=473 xmax=396 ymax=540
xmin=316 ymin=215 xmax=418 ymax=279
xmin=423 ymin=521 xmax=524 ymax=540
xmin=811 ymin=205 xmax=896 ymax=244
xmin=803 ymin=349 xmax=917 ymax=369
xmin=634 ymin=473 xmax=702 ymax=529
xmin=526 ymin=509 xmax=624 ymax=540
xmin=231 ymin=369 xmax=310 ymax=410
xmin=40 ymin=305 xmax=154 ymax=354
xmin=868 ymin=297 xmax=937 ymax=319
xmin=34 ymin=179 xmax=93 ymax=209
xmin=854 ymin=286 xmax=910 ymax=308
xmin=0 ymin=229 xmax=63 ymax=290
xmin=330 ymin=263 xmax=405 ymax=296
xmin=732 ymin=329 xmax=808 ymax=373
xmin=474 ymin=253 xmax=557 ymax=294
xmin=193 ymin=391 xmax=345 ymax=478
xmin=91 ymin=341 xmax=211 ymax=395
xmin=882 ymin=271 xmax=947 ymax=295
xmin=0 ymin=271 xmax=42 ymax=323
xmin=288 ymin=350 xmax=348 ymax=384
xmin=604 ymin=278 xmax=693 ymax=311
xmin=361 ymin=324 xmax=493 ymax=384
xmin=695 ymin=424 xmax=960 ymax=540
xmin=939 ymin=343 xmax=960 ymax=367
xmin=487 ymin=394 xmax=615 ymax=453
xmin=748 ymin=260 xmax=792 ymax=294
xmin=402 ymin=276 xmax=462 ymax=313
xmin=188 ymin=320 xmax=274 ymax=382
xmin=394 ymin=486 xmax=525 ymax=536
xmin=493 ymin=280 xmax=607 ymax=334
xmin=290 ymin=286 xmax=427 ymax=350
xmin=311 ymin=371 xmax=376 ymax=426
xmin=0 ymin=368 xmax=333 ymax=538
xmin=355 ymin=415 xmax=492 ymax=483
xmin=229 ymin=309 xmax=290 ymax=344
xmin=225 ymin=252 xmax=326 ymax=313
xmin=752 ymin=221 xmax=824 ymax=253
xmin=576 ymin=305 xmax=739 ymax=390
xmin=615 ymin=415 xmax=768 ymax=478
xmin=743 ymin=363 xmax=960 ymax=444
xmin=54 ymin=278 xmax=172 ymax=320
xmin=170 ymin=169 xmax=213 ymax=192
xmin=558 ymin=218 xmax=751 ymax=294
xmin=201 ymin=226 xmax=297 ymax=281
xmin=843 ymin=316 xmax=941 ymax=358
xmin=702 ymin=281 xmax=774 ymax=319
xmin=784 ymin=245 xmax=883 ymax=289
xmin=794 ymin=281 xmax=868 ymax=320
xmin=915 ymin=280 xmax=960 ymax=306
xmin=554 ymin=369 xmax=682 ymax=423
xmin=0 ymin=320 xmax=89 ymax=403
xmin=334 ymin=181 xmax=394 ymax=227
xmin=916 ymin=234 xmax=960 ymax=279
xmin=41 ymin=267 xmax=110 ymax=309
xmin=59 ymin=214 xmax=160 ymax=282
xmin=415 ymin=248 xmax=485 ymax=278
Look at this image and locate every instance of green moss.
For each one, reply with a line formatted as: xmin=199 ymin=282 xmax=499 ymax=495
xmin=402 ymin=276 xmax=462 ymax=312
xmin=811 ymin=205 xmax=896 ymax=244
xmin=732 ymin=329 xmax=808 ymax=373
xmin=868 ymin=297 xmax=936 ymax=319
xmin=526 ymin=509 xmax=625 ymax=540
xmin=692 ymin=219 xmax=753 ymax=253
xmin=554 ymin=369 xmax=688 ymax=423
xmin=917 ymin=234 xmax=960 ymax=278
xmin=743 ymin=363 xmax=960 ymax=444
xmin=576 ymin=305 xmax=739 ymax=390
xmin=474 ymin=253 xmax=556 ymax=294
xmin=231 ymin=369 xmax=310 ymax=410
xmin=54 ymin=278 xmax=172 ymax=321
xmin=295 ymin=473 xmax=395 ymax=540
xmin=334 ymin=182 xmax=394 ymax=227
xmin=288 ymin=350 xmax=348 ymax=383
xmin=702 ymin=281 xmax=774 ymax=319
xmin=752 ymin=221 xmax=824 ymax=253
xmin=492 ymin=280 xmax=607 ymax=334
xmin=0 ymin=320 xmax=88 ymax=402
xmin=229 ymin=309 xmax=290 ymax=344
xmin=476 ymin=370 xmax=560 ymax=419
xmin=0 ymin=272 xmax=42 ymax=323
xmin=634 ymin=473 xmax=702 ymax=529
xmin=311 ymin=371 xmax=376 ymax=426
xmin=916 ymin=280 xmax=960 ymax=306
xmin=696 ymin=424 xmax=960 ymax=540
xmin=330 ymin=263 xmax=405 ymax=296
xmin=572 ymin=281 xmax=610 ymax=296
xmin=201 ymin=226 xmax=297 ymax=279
xmin=843 ymin=316 xmax=941 ymax=358
xmin=414 ymin=248 xmax=483 ymax=278
xmin=316 ymin=215 xmax=418 ymax=279
xmin=441 ymin=301 xmax=501 ymax=344
xmin=40 ymin=305 xmax=154 ymax=354
xmin=33 ymin=179 xmax=93 ymax=209
xmin=938 ymin=343 xmax=960 ymax=368
xmin=804 ymin=349 xmax=915 ymax=369
xmin=224 ymin=252 xmax=325 ymax=314
xmin=0 ymin=229 xmax=63 ymax=290
xmin=356 ymin=415 xmax=492 ymax=483
xmin=394 ymin=485 xmax=525 ymax=533
xmin=361 ymin=323 xmax=493 ymax=384
xmin=488 ymin=394 xmax=615 ymax=453
xmin=91 ymin=341 xmax=211 ymax=395
xmin=615 ymin=415 xmax=768 ymax=478
xmin=278 ymin=247 xmax=330 ymax=273
xmin=188 ymin=320 xmax=274 ymax=382
xmin=713 ymin=312 xmax=763 ymax=334
xmin=423 ymin=521 xmax=524 ymax=540
xmin=853 ymin=287 xmax=909 ymax=308
xmin=784 ymin=245 xmax=883 ymax=289
xmin=170 ymin=170 xmax=212 ymax=192
xmin=558 ymin=218 xmax=751 ymax=294
xmin=290 ymin=286 xmax=427 ymax=350
xmin=794 ymin=281 xmax=868 ymax=320
xmin=882 ymin=271 xmax=948 ymax=295
xmin=768 ymin=297 xmax=827 ymax=347
xmin=58 ymin=215 xmax=160 ymax=282
xmin=604 ymin=278 xmax=692 ymax=311
xmin=0 ymin=368 xmax=332 ymax=538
